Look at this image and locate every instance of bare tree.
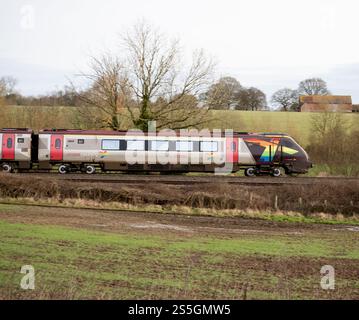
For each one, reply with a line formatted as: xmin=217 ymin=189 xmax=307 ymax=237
xmin=310 ymin=111 xmax=349 ymax=139
xmin=298 ymin=78 xmax=330 ymax=96
xmin=122 ymin=21 xmax=215 ymax=131
xmin=75 ymin=55 xmax=132 ymax=130
xmin=0 ymin=76 xmax=17 ymax=106
xmin=75 ymin=22 xmax=214 ymax=131
xmin=203 ymin=76 xmax=242 ymax=109
xmin=271 ymin=88 xmax=299 ymax=111
xmin=237 ymin=87 xmax=267 ymax=111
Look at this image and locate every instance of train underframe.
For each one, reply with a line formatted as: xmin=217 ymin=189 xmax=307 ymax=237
xmin=1 ymin=160 xmax=307 ymax=177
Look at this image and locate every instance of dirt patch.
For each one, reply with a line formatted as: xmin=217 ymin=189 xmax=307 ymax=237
xmin=0 ymin=203 xmax=351 ymax=238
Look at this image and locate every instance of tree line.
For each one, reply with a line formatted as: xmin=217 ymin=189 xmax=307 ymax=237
xmin=0 ymin=21 xmax=332 ymax=131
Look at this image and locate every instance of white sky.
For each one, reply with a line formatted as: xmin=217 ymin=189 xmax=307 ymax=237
xmin=1 ymin=0 xmax=359 ymax=103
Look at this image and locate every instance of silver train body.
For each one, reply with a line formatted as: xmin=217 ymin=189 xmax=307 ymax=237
xmin=1 ymin=129 xmax=312 ymax=176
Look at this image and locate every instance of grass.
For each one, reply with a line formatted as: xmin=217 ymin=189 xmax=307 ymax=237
xmin=0 ymin=214 xmax=359 ymax=299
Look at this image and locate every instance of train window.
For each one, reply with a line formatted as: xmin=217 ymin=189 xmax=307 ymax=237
xmin=102 ymin=139 xmax=120 ymax=150
xmin=78 ymin=139 xmax=85 ymax=144
xmin=176 ymin=141 xmax=193 ymax=152
xmin=200 ymin=141 xmax=218 ymax=152
xmin=150 ymin=140 xmax=169 ymax=151
xmin=55 ymin=139 xmax=61 ymax=149
xmin=7 ymin=138 xmax=12 ymax=149
xmin=119 ymin=140 xmax=127 ymax=150
xmin=231 ymin=142 xmax=236 ymax=152
xmin=281 ymin=138 xmax=298 ymax=149
xmin=17 ymin=138 xmax=25 ymax=144
xmin=127 ymin=140 xmax=145 ymax=151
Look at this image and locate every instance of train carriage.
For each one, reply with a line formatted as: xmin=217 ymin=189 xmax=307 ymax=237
xmin=0 ymin=128 xmax=33 ymax=172
xmin=35 ymin=129 xmax=312 ymax=176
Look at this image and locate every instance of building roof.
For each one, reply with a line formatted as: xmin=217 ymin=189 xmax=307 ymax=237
xmin=299 ymin=95 xmax=352 ymax=104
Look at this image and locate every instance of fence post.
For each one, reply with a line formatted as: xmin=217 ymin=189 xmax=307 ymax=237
xmin=274 ymin=195 xmax=278 ymax=211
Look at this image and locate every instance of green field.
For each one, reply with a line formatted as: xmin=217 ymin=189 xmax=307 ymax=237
xmin=1 ymin=106 xmax=358 ymax=147
xmin=0 ymin=205 xmax=358 ymax=300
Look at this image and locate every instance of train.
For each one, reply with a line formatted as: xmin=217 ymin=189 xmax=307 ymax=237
xmin=0 ymin=128 xmax=312 ymax=176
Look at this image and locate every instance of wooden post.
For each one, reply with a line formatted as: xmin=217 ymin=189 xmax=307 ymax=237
xmin=274 ymin=195 xmax=278 ymax=211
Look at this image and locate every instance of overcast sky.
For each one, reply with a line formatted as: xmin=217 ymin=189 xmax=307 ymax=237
xmin=1 ymin=0 xmax=359 ymax=103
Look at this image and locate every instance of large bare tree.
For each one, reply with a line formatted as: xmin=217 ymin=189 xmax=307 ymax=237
xmin=122 ymin=21 xmax=215 ymax=131
xmin=298 ymin=78 xmax=330 ymax=96
xmin=75 ymin=22 xmax=215 ymax=131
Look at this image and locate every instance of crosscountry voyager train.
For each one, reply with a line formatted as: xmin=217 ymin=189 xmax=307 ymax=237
xmin=0 ymin=128 xmax=312 ymax=176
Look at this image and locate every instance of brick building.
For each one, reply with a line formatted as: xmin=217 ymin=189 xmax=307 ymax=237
xmin=300 ymin=95 xmax=353 ymax=112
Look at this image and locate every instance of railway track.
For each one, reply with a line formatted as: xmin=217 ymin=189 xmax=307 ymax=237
xmin=10 ymin=173 xmax=359 ymax=187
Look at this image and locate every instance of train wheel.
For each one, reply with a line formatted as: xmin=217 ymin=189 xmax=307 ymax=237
xmin=58 ymin=165 xmax=68 ymax=174
xmin=244 ymin=167 xmax=256 ymax=177
xmin=1 ymin=163 xmax=13 ymax=173
xmin=271 ymin=168 xmax=282 ymax=177
xmin=85 ymin=165 xmax=96 ymax=174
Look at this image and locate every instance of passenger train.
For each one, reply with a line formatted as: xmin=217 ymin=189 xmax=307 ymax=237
xmin=0 ymin=128 xmax=312 ymax=176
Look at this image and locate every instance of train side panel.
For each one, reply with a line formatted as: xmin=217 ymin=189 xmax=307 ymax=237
xmin=15 ymin=133 xmax=32 ymax=162
xmin=61 ymin=134 xmax=226 ymax=166
xmin=39 ymin=133 xmax=227 ymax=171
xmin=238 ymin=138 xmax=256 ymax=165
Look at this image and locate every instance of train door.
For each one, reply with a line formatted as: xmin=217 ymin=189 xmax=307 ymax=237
xmin=226 ymin=138 xmax=239 ymax=163
xmin=1 ymin=134 xmax=15 ymax=160
xmin=50 ymin=135 xmax=64 ymax=161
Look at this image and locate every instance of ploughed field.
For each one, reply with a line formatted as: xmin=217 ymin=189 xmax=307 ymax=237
xmin=0 ymin=204 xmax=358 ymax=299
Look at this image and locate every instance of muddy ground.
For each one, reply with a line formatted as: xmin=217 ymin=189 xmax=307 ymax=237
xmin=0 ymin=204 xmax=358 ymax=299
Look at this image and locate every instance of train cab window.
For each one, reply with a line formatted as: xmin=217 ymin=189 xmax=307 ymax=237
xmin=17 ymin=138 xmax=25 ymax=144
xmin=78 ymin=139 xmax=85 ymax=144
xmin=200 ymin=141 xmax=218 ymax=152
xmin=55 ymin=139 xmax=61 ymax=149
xmin=127 ymin=140 xmax=145 ymax=151
xmin=150 ymin=140 xmax=169 ymax=151
xmin=280 ymin=138 xmax=298 ymax=150
xmin=176 ymin=141 xmax=193 ymax=152
xmin=7 ymin=138 xmax=12 ymax=148
xmin=102 ymin=139 xmax=120 ymax=150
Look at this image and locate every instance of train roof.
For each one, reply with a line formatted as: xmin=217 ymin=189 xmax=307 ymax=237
xmin=0 ymin=128 xmax=33 ymax=134
xmin=38 ymin=129 xmax=289 ymax=138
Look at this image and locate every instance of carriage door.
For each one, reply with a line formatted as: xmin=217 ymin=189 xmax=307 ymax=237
xmin=2 ymin=134 xmax=15 ymax=160
xmin=50 ymin=135 xmax=63 ymax=161
xmin=226 ymin=138 xmax=239 ymax=163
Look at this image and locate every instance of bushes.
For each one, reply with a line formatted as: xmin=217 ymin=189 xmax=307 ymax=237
xmin=0 ymin=174 xmax=357 ymax=216
xmin=306 ymin=113 xmax=359 ymax=177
